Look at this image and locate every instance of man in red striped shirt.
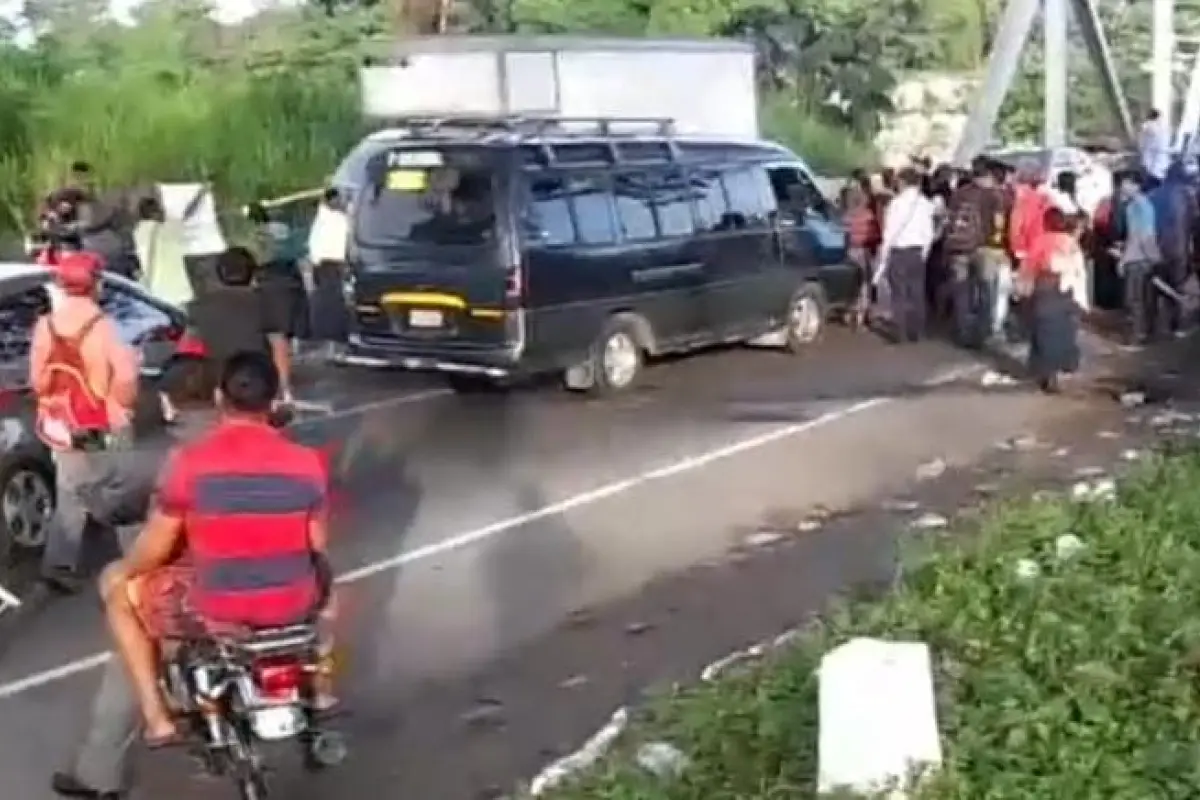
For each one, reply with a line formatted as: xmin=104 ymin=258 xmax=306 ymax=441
xmin=98 ymin=351 xmax=330 ymax=746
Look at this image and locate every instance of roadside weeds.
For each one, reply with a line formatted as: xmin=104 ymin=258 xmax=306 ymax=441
xmin=524 ymin=396 xmax=1200 ymax=798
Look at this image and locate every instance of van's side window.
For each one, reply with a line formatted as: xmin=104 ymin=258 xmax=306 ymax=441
xmin=690 ymin=168 xmax=731 ymax=232
xmin=527 ymin=176 xmax=576 ymax=247
xmin=613 ymin=172 xmax=658 ymax=242
xmin=649 ymin=169 xmax=696 ymax=238
xmin=720 ymin=166 xmax=776 ymax=228
xmin=569 ymin=174 xmax=619 ymax=246
xmin=768 ymin=165 xmax=831 ymax=218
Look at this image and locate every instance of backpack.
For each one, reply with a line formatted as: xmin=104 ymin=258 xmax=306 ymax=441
xmin=35 ymin=312 xmax=110 ymax=451
xmin=944 ymin=192 xmax=984 ymax=253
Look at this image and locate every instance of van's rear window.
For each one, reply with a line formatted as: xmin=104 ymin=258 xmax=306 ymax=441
xmin=355 ymin=147 xmax=497 ymax=251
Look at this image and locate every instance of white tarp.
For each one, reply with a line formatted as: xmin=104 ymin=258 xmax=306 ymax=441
xmin=817 ymin=638 xmax=943 ymax=799
xmin=141 ymin=182 xmax=230 ymax=308
xmin=158 ymin=182 xmax=226 ymax=256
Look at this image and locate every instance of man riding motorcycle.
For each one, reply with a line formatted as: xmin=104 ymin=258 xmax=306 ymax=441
xmin=98 ymin=351 xmax=332 ymax=747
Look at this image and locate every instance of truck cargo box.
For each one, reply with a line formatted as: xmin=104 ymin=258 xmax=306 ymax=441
xmin=360 ymin=36 xmax=759 ymax=139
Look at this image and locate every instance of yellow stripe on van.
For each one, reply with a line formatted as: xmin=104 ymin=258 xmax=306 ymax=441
xmin=380 ymin=292 xmax=466 ymax=309
xmin=469 ymin=308 xmax=505 ymax=319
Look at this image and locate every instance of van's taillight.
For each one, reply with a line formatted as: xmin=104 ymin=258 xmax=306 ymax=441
xmin=254 ymin=657 xmax=303 ymax=701
xmin=505 ymin=267 xmax=523 ymax=300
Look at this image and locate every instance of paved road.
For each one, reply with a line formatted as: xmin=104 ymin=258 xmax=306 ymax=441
xmin=0 ymin=330 xmax=1048 ymax=799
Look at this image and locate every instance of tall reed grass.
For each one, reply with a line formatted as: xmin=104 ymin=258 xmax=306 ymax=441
xmin=0 ymin=57 xmax=362 ymax=236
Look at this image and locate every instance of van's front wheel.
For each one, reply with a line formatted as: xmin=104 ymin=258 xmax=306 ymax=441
xmin=784 ymin=284 xmax=827 ymax=354
xmin=565 ymin=317 xmax=645 ymax=395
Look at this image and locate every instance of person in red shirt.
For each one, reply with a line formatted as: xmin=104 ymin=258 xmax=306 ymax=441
xmin=1008 ymin=162 xmax=1050 ymax=268
xmin=98 ymin=351 xmax=331 ymax=746
xmin=32 ymin=251 xmax=140 ymax=593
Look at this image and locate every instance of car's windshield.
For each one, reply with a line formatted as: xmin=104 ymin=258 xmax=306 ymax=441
xmin=353 ymin=146 xmax=498 ymax=258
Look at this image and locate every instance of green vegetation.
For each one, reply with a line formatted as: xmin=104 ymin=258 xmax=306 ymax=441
xmin=538 ymin=449 xmax=1200 ymax=799
xmin=0 ymin=0 xmax=1170 ymax=238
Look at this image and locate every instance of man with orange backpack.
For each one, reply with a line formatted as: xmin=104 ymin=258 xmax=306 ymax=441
xmin=30 ymin=251 xmax=140 ymax=593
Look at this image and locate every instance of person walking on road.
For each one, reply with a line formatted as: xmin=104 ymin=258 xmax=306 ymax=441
xmin=1020 ymin=207 xmax=1088 ymax=393
xmin=876 ymin=167 xmax=936 ymax=343
xmin=31 ymin=252 xmax=140 ymax=594
xmin=1115 ymin=171 xmax=1162 ymax=346
xmin=1148 ymin=162 xmax=1196 ymax=337
xmin=843 ymin=182 xmax=880 ymax=326
xmin=306 ymin=187 xmax=351 ymax=360
xmin=51 ymin=356 xmax=218 ymax=800
xmin=189 ymin=246 xmax=294 ymax=407
xmin=943 ymin=157 xmax=1006 ymax=347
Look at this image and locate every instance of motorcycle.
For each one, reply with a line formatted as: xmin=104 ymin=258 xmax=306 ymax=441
xmin=159 ymin=622 xmax=347 ymax=799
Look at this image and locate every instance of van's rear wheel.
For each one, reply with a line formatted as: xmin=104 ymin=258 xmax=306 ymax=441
xmin=784 ymin=284 xmax=827 ymax=354
xmin=566 ymin=317 xmax=645 ymax=395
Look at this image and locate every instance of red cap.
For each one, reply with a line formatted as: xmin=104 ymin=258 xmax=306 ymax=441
xmin=55 ymin=251 xmax=104 ymax=295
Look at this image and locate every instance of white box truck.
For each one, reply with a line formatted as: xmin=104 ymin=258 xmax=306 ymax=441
xmin=359 ymin=35 xmax=759 ymax=139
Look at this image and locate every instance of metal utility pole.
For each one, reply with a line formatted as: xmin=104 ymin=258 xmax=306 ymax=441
xmin=1152 ymin=0 xmax=1176 ymax=130
xmin=1044 ymin=0 xmax=1068 ymax=148
xmin=953 ymin=0 xmax=1136 ymax=166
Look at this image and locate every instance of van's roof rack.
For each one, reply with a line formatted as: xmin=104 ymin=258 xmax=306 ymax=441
xmin=376 ymin=114 xmax=681 ymax=166
xmin=381 ymin=114 xmax=676 ymax=138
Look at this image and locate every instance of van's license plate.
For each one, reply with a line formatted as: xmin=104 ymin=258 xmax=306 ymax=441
xmin=408 ymin=309 xmax=443 ymax=328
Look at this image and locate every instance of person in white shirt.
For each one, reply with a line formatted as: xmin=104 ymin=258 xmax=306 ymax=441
xmin=306 ymin=187 xmax=351 ymax=360
xmin=1139 ymin=109 xmax=1170 ymax=185
xmin=876 ymin=167 xmax=937 ymax=342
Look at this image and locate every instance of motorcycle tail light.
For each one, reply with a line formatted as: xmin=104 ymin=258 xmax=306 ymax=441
xmin=254 ymin=657 xmax=303 ymax=701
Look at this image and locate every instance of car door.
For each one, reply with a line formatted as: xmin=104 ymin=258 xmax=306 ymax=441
xmin=611 ymin=168 xmax=705 ymax=348
xmin=764 ymin=162 xmax=854 ymax=306
xmin=698 ymin=163 xmax=778 ymax=335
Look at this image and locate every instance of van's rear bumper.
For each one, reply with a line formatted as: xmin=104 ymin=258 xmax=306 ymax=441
xmin=343 ymin=334 xmax=520 ymax=378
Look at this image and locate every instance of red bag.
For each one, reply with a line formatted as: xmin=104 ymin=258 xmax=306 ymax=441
xmin=35 ymin=313 xmax=110 ymax=451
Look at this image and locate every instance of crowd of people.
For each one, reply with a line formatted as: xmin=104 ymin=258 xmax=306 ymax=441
xmin=839 ymin=138 xmax=1200 ymax=393
xmin=27 ymin=169 xmax=343 ymax=800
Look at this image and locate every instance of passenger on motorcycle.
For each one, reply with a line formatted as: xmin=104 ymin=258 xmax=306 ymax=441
xmin=98 ymin=351 xmax=332 ymax=747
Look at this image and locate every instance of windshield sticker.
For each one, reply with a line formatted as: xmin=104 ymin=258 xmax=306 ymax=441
xmin=386 ymin=150 xmax=443 ymax=168
xmin=386 ymin=169 xmax=429 ymax=192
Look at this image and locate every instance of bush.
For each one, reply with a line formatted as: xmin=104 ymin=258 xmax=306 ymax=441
xmin=761 ymin=93 xmax=879 ymax=177
xmin=537 ymin=450 xmax=1200 ymax=799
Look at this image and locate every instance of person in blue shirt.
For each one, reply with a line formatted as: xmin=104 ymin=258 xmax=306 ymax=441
xmin=1147 ymin=162 xmax=1197 ymax=337
xmin=1118 ymin=172 xmax=1163 ymax=345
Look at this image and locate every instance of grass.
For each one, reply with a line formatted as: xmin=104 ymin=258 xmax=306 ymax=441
xmin=536 ymin=447 xmax=1200 ymax=799
xmin=761 ymin=94 xmax=879 ymax=178
xmin=0 ymin=56 xmax=362 ymax=237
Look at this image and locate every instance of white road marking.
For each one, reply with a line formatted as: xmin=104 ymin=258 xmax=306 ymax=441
xmin=290 ymin=388 xmax=450 ymax=425
xmin=0 ymin=362 xmax=979 ymax=700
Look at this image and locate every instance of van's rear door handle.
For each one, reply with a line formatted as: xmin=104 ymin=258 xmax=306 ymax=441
xmin=632 ymin=262 xmax=703 ymax=282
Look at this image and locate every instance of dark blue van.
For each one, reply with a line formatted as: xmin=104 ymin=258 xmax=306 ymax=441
xmin=337 ymin=118 xmax=854 ymax=394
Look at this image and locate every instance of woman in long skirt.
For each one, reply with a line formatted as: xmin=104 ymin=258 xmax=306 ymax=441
xmin=1022 ymin=207 xmax=1088 ymax=393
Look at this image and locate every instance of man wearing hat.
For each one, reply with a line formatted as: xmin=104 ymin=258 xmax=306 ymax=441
xmin=29 ymin=251 xmax=139 ymax=593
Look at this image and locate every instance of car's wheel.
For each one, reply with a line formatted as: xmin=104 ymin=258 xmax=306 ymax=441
xmin=585 ymin=316 xmax=645 ymax=396
xmin=784 ymin=283 xmax=827 ymax=354
xmin=0 ymin=458 xmax=54 ymax=553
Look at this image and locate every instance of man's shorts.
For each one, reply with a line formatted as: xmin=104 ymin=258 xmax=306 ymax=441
xmin=127 ymin=564 xmax=335 ymax=644
xmin=126 ymin=564 xmax=207 ymax=641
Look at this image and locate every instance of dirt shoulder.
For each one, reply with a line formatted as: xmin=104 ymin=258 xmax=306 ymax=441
xmin=317 ymin=340 xmax=1197 ymax=800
